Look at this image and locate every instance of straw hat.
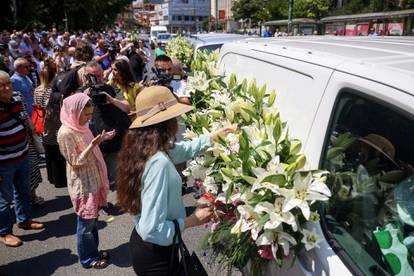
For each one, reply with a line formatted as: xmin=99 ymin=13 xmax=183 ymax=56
xmin=358 ymin=134 xmax=398 ymax=167
xmin=129 ymin=86 xmax=193 ymax=129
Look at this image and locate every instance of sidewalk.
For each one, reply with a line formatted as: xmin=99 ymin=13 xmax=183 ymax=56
xmin=0 ymin=169 xmax=242 ymax=276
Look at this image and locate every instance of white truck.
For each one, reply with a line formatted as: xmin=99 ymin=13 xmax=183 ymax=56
xmin=150 ymin=25 xmax=168 ymax=49
xmin=220 ymin=36 xmax=414 ymax=276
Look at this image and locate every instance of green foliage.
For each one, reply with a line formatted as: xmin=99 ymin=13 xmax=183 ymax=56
xmin=231 ymin=0 xmax=271 ymax=25
xmin=0 ymin=0 xmax=131 ymax=30
xmin=294 ymin=0 xmax=330 ymax=19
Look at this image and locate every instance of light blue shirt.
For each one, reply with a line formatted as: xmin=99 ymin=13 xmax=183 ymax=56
xmin=135 ymin=134 xmax=211 ymax=246
xmin=11 ymin=73 xmax=33 ymax=116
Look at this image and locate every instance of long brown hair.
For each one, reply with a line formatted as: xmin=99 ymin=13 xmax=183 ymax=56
xmin=112 ymin=59 xmax=134 ymax=90
xmin=117 ymin=118 xmax=178 ymax=215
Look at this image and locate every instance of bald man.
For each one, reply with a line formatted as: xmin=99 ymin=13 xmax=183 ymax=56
xmin=0 ymin=71 xmax=44 ymax=247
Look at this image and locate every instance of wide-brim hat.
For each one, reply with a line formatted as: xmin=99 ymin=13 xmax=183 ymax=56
xmin=129 ymin=86 xmax=193 ymax=129
xmin=357 ymin=134 xmax=398 ymax=167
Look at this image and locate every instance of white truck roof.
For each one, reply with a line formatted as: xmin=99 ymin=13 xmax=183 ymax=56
xmin=220 ymin=36 xmax=414 ymax=95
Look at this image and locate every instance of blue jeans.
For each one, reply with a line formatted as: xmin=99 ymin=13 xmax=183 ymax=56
xmin=0 ymin=157 xmax=31 ymax=235
xmin=77 ymin=216 xmax=100 ymax=267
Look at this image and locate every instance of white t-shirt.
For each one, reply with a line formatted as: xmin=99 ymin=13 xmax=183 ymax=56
xmin=170 ymin=80 xmax=190 ymax=98
xmin=171 ymin=80 xmax=190 ymax=142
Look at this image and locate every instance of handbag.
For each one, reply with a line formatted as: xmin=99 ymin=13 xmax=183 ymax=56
xmin=170 ymin=220 xmax=208 ymax=276
xmin=32 ymin=105 xmax=45 ymax=134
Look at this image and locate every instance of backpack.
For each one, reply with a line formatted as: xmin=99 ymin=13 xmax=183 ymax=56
xmin=43 ymin=64 xmax=84 ymax=144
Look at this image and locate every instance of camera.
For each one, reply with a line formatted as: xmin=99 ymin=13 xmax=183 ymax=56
xmin=151 ymin=67 xmax=172 ymax=87
xmin=86 ymin=74 xmax=107 ymax=105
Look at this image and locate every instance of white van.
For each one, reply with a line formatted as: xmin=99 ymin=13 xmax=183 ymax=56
xmin=150 ymin=25 xmax=168 ymax=48
xmin=220 ymin=36 xmax=414 ymax=275
xmin=187 ymin=33 xmax=254 ymax=58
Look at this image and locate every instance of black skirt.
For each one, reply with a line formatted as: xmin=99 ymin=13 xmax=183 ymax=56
xmin=43 ymin=144 xmax=67 ymax=187
xmin=129 ymin=228 xmax=179 ymax=276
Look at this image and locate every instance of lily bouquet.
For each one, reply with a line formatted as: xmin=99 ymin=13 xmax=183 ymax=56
xmin=166 ymin=35 xmax=194 ymax=69
xmin=181 ymin=51 xmax=332 ymax=275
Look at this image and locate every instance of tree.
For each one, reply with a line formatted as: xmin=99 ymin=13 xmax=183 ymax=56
xmin=232 ymin=0 xmax=271 ymax=26
xmin=1 ymin=0 xmax=132 ymax=31
xmin=294 ymin=0 xmax=330 ymax=18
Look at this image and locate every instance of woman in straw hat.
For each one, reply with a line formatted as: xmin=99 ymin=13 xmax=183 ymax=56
xmin=57 ymin=93 xmax=115 ymax=269
xmin=117 ymin=86 xmax=236 ymax=275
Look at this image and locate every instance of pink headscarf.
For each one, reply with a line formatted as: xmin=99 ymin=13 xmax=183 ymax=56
xmin=60 ymin=93 xmax=109 ymax=189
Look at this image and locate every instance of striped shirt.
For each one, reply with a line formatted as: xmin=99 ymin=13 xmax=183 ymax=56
xmin=0 ymin=91 xmax=29 ymax=164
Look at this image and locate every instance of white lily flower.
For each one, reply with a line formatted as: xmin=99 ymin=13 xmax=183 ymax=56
xmin=203 ymin=176 xmax=218 ymax=194
xmin=266 ymin=156 xmax=285 ymax=174
xmin=279 ymin=173 xmax=331 ymax=220
xmin=230 ymin=205 xmax=262 ymax=240
xmin=183 ymin=129 xmax=198 ymax=140
xmin=251 ymin=167 xmax=282 ymax=194
xmin=187 ymin=71 xmax=210 ymax=93
xmin=242 ymin=124 xmax=266 ymax=147
xmin=256 ymin=229 xmax=297 ymax=257
xmin=254 ymin=198 xmax=297 ymax=231
xmin=301 ymin=229 xmax=321 ymax=251
xmin=226 ymin=133 xmax=240 ymax=153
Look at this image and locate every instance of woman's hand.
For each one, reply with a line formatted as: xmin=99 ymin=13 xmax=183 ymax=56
xmin=210 ymin=124 xmax=238 ymax=141
xmin=91 ymin=129 xmax=116 ymax=146
xmin=185 ymin=206 xmax=214 ymax=229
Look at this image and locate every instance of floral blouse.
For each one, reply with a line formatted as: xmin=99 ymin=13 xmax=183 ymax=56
xmin=57 ymin=125 xmax=109 ymax=219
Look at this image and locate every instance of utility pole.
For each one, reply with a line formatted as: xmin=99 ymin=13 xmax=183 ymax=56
xmin=215 ymin=0 xmax=218 ymax=30
xmin=63 ymin=11 xmax=69 ymax=32
xmin=288 ymin=0 xmax=293 ymax=34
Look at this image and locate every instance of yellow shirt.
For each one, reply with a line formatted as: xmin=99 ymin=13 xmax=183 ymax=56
xmin=107 ymin=80 xmax=142 ymax=112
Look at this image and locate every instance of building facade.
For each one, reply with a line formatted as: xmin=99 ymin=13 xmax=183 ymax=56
xmin=152 ymin=0 xmax=210 ymax=33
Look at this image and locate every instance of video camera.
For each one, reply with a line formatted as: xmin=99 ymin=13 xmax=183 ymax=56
xmin=85 ymin=74 xmax=107 ymax=105
xmin=150 ymin=67 xmax=172 ymax=87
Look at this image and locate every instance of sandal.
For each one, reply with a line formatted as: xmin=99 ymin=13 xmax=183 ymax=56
xmin=86 ymin=258 xmax=109 ymax=269
xmin=31 ymin=196 xmax=45 ymax=206
xmin=99 ymin=250 xmax=110 ymax=260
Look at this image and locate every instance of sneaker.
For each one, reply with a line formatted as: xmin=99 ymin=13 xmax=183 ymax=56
xmin=0 ymin=234 xmax=22 ymax=247
xmin=17 ymin=220 xmax=45 ymax=230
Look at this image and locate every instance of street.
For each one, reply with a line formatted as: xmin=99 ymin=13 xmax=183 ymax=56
xmin=0 ymin=168 xmax=242 ymax=276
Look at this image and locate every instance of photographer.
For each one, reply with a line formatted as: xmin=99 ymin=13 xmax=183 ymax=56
xmin=119 ymin=39 xmax=145 ymax=82
xmin=153 ymin=55 xmax=190 ymax=105
xmin=84 ymin=61 xmax=131 ymax=187
xmin=93 ymin=39 xmax=111 ymax=71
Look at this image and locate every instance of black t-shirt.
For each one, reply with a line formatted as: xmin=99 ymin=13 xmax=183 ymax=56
xmin=89 ymin=84 xmax=131 ymax=153
xmin=127 ymin=49 xmax=144 ymax=80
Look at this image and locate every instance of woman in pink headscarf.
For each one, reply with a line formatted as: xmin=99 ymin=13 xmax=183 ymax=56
xmin=57 ymin=93 xmax=115 ymax=269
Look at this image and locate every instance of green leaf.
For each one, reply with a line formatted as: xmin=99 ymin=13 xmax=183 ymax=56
xmin=241 ymin=79 xmax=248 ymax=92
xmin=259 ymin=84 xmax=267 ymax=101
xmin=240 ymin=109 xmax=251 ymax=123
xmin=229 ymin=74 xmax=237 ymax=89
xmin=220 ymin=153 xmax=232 ymax=163
xmin=225 ymin=182 xmax=234 ymax=203
xmin=221 ymin=167 xmax=234 ymax=178
xmin=295 ymin=154 xmax=306 ymax=170
xmin=262 ymin=174 xmax=286 ymax=185
xmin=241 ymin=108 xmax=259 ymax=122
xmin=327 ymin=147 xmax=344 ymax=160
xmin=289 ymin=140 xmax=302 ymax=155
xmin=268 ymin=89 xmax=276 ymax=106
xmin=241 ymin=175 xmax=256 ymax=185
xmin=273 ymin=118 xmax=282 ymax=143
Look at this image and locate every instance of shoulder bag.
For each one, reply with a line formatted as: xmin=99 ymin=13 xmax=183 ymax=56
xmin=170 ymin=220 xmax=208 ymax=276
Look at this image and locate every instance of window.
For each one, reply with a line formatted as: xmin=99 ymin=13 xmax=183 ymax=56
xmin=321 ymin=91 xmax=414 ymax=276
xmin=184 ymin=16 xmax=189 ymax=21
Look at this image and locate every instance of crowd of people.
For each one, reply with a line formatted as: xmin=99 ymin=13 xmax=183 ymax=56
xmin=0 ymin=28 xmax=235 ymax=273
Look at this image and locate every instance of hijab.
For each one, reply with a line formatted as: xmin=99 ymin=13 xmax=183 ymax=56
xmin=60 ymin=93 xmax=109 ymax=188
